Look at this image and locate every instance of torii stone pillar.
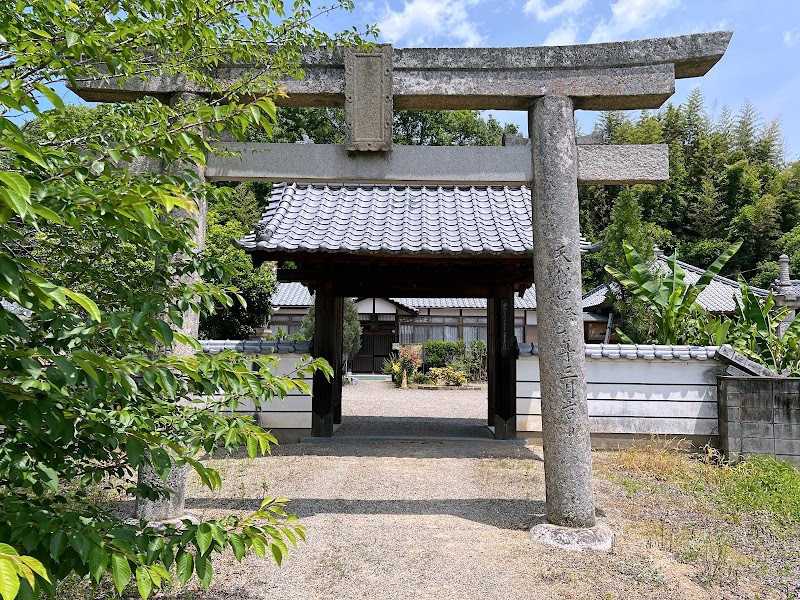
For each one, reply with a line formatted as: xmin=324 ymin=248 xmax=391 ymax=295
xmin=134 ymin=91 xmax=207 ymax=524
xmin=530 ymin=96 xmax=594 ymax=528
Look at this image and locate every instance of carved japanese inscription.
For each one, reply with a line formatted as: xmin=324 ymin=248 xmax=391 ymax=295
xmin=344 ymin=45 xmax=393 ymax=152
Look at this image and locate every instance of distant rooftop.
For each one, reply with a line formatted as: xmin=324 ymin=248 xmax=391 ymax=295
xmin=582 ymin=255 xmax=769 ymax=313
xmin=273 ymin=282 xmax=604 ymax=311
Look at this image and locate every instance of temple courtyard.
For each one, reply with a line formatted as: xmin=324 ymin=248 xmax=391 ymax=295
xmin=135 ymin=382 xmax=800 ymax=599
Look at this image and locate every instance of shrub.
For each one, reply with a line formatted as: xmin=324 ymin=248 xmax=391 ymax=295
xmin=429 ymin=366 xmax=468 ymax=386
xmin=464 ymin=339 xmax=488 ymax=382
xmin=422 ymin=340 xmax=464 ymax=369
xmin=412 ymin=372 xmax=432 ymax=385
xmin=382 ymin=347 xmax=421 ymax=386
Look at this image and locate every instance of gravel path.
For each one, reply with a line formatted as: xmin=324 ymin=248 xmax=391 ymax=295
xmin=169 ymin=382 xmax=723 ymax=600
xmin=334 ymin=380 xmax=492 ymax=438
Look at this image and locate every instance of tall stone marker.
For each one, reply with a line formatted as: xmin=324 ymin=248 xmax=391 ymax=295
xmin=74 ymin=31 xmax=732 ymax=537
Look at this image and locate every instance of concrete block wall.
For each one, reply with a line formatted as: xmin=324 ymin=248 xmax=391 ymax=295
xmin=718 ymin=376 xmax=800 ymax=467
xmin=517 ymin=344 xmax=724 ymax=447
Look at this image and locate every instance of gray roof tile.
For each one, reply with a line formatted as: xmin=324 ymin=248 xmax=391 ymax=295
xmin=237 ymin=183 xmax=597 ymax=257
xmin=272 ymin=282 xmax=601 ymax=311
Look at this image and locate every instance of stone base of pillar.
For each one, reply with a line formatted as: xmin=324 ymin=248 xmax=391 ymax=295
xmin=134 ymin=462 xmax=199 ymax=526
xmin=493 ymin=415 xmax=516 ymax=440
xmin=530 ymin=519 xmax=614 ymax=552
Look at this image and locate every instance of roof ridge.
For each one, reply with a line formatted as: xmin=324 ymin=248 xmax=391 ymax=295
xmin=665 ymin=255 xmax=769 ymax=296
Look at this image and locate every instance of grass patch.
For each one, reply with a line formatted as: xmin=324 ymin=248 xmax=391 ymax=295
xmin=713 ymin=455 xmax=800 ymax=524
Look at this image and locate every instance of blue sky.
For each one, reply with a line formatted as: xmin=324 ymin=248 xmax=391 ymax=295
xmin=321 ymin=0 xmax=800 ymax=160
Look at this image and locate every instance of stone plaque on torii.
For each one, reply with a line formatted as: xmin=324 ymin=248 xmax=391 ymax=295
xmin=74 ymin=31 xmax=732 ymax=539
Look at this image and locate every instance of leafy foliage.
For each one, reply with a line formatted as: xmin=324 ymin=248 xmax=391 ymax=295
xmin=300 ymin=298 xmax=363 ymax=358
xmin=727 ymin=281 xmax=800 ymax=375
xmin=382 ymin=347 xmax=421 ymax=387
xmin=200 ymin=211 xmax=276 ymax=339
xmin=582 ymin=90 xmax=798 ymax=293
xmin=421 ymin=340 xmax=465 ymax=370
xmin=428 ymin=366 xmax=468 ymax=387
xmin=0 ymin=0 xmax=366 ymax=596
xmin=606 ymin=241 xmax=742 ymax=344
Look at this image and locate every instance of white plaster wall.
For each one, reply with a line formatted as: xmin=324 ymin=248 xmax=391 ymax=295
xmin=373 ymin=298 xmax=397 ymax=314
xmin=355 ymin=298 xmax=373 ymax=314
xmin=516 ymin=355 xmax=723 ymax=437
xmin=526 ymin=311 xmax=538 ymax=325
xmin=208 ymin=353 xmax=313 ymax=429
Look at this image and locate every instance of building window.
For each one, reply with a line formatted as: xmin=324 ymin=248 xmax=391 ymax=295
xmin=269 ymin=314 xmax=305 ymax=336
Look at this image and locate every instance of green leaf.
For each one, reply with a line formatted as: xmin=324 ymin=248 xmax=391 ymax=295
xmin=195 ymin=524 xmax=212 ymax=555
xmin=0 ymin=557 xmax=21 ymax=600
xmin=49 ymin=533 xmax=67 ymax=560
xmin=110 ymin=553 xmax=131 ymax=596
xmin=62 ymin=289 xmax=101 ymax=321
xmin=176 ymin=551 xmax=193 ymax=586
xmin=0 ymin=172 xmax=30 ymax=218
xmin=32 ymin=84 xmax=64 ymax=111
xmin=228 ymin=534 xmax=246 ymax=561
xmin=125 ymin=437 xmax=145 ymax=468
xmin=88 ymin=544 xmax=108 ymax=583
xmin=148 ymin=447 xmax=171 ymax=481
xmin=135 ymin=566 xmax=152 ymax=600
xmin=194 ymin=554 xmax=212 ymax=589
xmin=269 ymin=543 xmax=283 ymax=566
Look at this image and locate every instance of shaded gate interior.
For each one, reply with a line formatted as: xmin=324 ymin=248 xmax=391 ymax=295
xmin=353 ymin=318 xmax=395 ymax=373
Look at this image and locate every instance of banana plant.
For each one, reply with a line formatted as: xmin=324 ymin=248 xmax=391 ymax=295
xmin=605 ymin=240 xmax=742 ymax=345
xmin=731 ymin=279 xmax=800 ymax=375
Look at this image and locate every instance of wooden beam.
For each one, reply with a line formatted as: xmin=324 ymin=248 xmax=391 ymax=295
xmin=206 ymin=143 xmax=669 ymax=185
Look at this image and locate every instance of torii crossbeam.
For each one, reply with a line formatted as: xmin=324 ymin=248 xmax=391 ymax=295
xmin=73 ymin=31 xmax=732 ymax=537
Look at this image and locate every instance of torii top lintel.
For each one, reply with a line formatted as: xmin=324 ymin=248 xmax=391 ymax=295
xmin=73 ymin=31 xmax=731 ymax=154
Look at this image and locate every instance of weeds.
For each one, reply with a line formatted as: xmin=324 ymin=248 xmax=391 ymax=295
xmin=712 ymin=455 xmax=800 ymax=524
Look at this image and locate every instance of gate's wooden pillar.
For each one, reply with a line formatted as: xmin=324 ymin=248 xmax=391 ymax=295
xmin=333 ymin=296 xmax=344 ymax=425
xmin=488 ymin=285 xmax=516 ymax=439
xmin=487 ymin=297 xmax=496 ymax=427
xmin=312 ymin=281 xmax=342 ymax=436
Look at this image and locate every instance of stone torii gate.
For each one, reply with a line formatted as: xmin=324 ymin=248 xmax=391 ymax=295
xmin=75 ymin=31 xmax=731 ymax=536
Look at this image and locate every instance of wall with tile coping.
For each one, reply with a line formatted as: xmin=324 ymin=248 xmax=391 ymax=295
xmin=516 ymin=344 xmax=725 ymax=446
xmin=199 ymin=341 xmax=313 ymax=433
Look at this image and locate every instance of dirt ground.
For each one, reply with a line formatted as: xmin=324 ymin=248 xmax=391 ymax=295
xmin=153 ymin=381 xmax=800 ymax=600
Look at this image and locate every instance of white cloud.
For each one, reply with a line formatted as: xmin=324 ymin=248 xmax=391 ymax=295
xmin=378 ymin=0 xmax=485 ymax=47
xmin=542 ymin=17 xmax=580 ymax=45
xmin=588 ymin=0 xmax=680 ymax=43
xmin=784 ymin=30 xmax=800 ymax=47
xmin=524 ymin=0 xmax=587 ymax=21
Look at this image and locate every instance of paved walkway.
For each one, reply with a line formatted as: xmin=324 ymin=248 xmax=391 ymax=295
xmin=177 ymin=382 xmax=714 ymax=600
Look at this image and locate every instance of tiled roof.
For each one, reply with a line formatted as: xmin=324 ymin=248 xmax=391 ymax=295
xmin=1 ymin=300 xmax=32 ymax=318
xmin=200 ymin=339 xmax=312 ymax=354
xmin=581 ymin=256 xmax=769 ymax=313
xmin=273 ymin=282 xmax=600 ymax=311
xmin=519 ymin=343 xmax=719 ymax=361
xmin=272 ymin=281 xmax=314 ymax=307
xmin=236 ymin=183 xmax=598 ymax=257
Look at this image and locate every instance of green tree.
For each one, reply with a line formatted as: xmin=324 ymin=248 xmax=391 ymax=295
xmin=393 ymin=110 xmax=519 ymax=146
xmin=300 ymin=298 xmax=363 ymax=368
xmin=200 ymin=213 xmax=276 ymax=339
xmin=0 ymin=0 xmax=366 ymax=597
